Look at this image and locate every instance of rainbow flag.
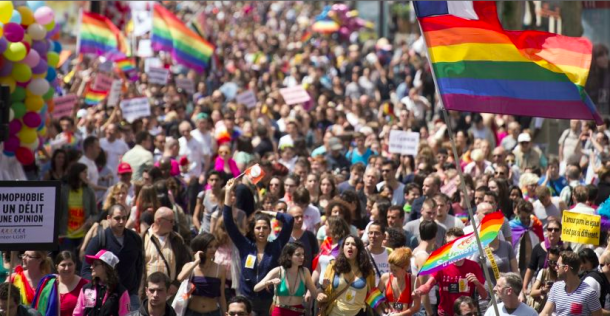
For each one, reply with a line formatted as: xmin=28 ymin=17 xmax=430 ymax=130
xmin=79 ymin=12 xmax=129 ymax=56
xmin=301 ymin=31 xmax=312 ymax=43
xmin=115 ymin=58 xmax=138 ymax=82
xmin=418 ymin=211 xmax=504 ymax=276
xmin=84 ymin=88 xmax=108 ymax=105
xmin=32 ymin=275 xmax=60 ymax=316
xmin=365 ymin=288 xmax=385 ymax=309
xmin=11 ymin=266 xmax=34 ymax=305
xmin=151 ymin=4 xmax=214 ymax=73
xmin=414 ymin=1 xmax=602 ymax=124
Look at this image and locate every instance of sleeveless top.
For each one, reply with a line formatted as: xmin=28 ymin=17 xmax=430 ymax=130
xmin=277 ymin=268 xmax=306 ymax=297
xmin=191 ymin=265 xmax=222 ymax=298
xmin=385 ymin=274 xmax=412 ymax=308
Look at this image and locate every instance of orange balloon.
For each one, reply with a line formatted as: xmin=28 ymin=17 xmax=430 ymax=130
xmin=46 ymin=99 xmax=54 ymax=112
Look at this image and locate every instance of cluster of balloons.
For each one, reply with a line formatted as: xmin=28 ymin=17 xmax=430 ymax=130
xmin=0 ymin=1 xmax=61 ymax=165
xmin=316 ymin=4 xmax=374 ymax=40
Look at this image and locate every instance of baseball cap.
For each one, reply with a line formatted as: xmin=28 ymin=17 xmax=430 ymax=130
xmin=76 ymin=109 xmax=88 ymax=119
xmin=117 ymin=162 xmax=132 ymax=175
xmin=518 ymin=133 xmax=531 ymax=143
xmin=85 ymin=250 xmax=120 ymax=268
xmin=328 ymin=137 xmax=343 ymax=151
xmin=195 ymin=112 xmax=209 ymax=121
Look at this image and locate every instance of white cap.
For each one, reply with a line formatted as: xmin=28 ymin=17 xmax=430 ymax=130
xmin=517 ymin=133 xmax=531 ymax=143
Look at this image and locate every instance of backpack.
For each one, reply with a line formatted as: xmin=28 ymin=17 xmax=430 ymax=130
xmin=565 ymin=185 xmax=575 ymax=208
xmin=584 ymin=270 xmax=610 ymax=308
xmin=96 ymin=226 xmax=106 ymax=251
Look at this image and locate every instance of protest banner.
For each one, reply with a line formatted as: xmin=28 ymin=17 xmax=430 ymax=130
xmin=92 ymin=73 xmax=114 ymax=91
xmin=236 ymin=90 xmax=258 ymax=109
xmin=98 ymin=60 xmax=113 ymax=73
xmin=120 ymin=97 xmax=151 ymax=123
xmin=562 ymin=211 xmax=601 ymax=246
xmin=176 ymin=78 xmax=195 ymax=95
xmin=137 ymin=38 xmax=154 ymax=57
xmin=107 ymin=80 xmax=123 ymax=107
xmin=52 ymin=94 xmax=78 ymax=119
xmin=388 ymin=130 xmax=420 ymax=156
xmin=148 ymin=67 xmax=169 ymax=85
xmin=0 ymin=181 xmax=60 ymax=251
xmin=279 ymin=86 xmax=311 ymax=105
xmin=144 ymin=57 xmax=162 ymax=73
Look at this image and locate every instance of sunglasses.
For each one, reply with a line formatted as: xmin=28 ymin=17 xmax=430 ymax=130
xmin=547 ymin=228 xmax=561 ymax=232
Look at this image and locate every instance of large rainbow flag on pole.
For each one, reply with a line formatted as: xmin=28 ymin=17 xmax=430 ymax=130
xmin=151 ymin=4 xmax=215 ymax=73
xmin=79 ymin=12 xmax=129 ymax=56
xmin=414 ymin=1 xmax=602 ymax=124
xmin=418 ymin=211 xmax=504 ymax=276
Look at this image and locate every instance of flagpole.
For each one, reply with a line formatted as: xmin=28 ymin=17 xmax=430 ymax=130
xmin=75 ymin=8 xmax=83 ymax=55
xmin=414 ymin=5 xmax=501 ymax=316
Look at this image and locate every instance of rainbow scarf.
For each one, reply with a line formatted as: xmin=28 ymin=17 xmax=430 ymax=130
xmin=79 ymin=12 xmax=128 ymax=56
xmin=84 ymin=88 xmax=108 ymax=105
xmin=414 ymin=1 xmax=602 ymax=124
xmin=419 ymin=212 xmax=504 ymax=276
xmin=151 ymin=4 xmax=215 ymax=73
xmin=32 ymin=275 xmax=59 ymax=316
xmin=312 ymin=237 xmax=342 ymax=271
xmin=365 ymin=288 xmax=385 ymax=309
xmin=11 ymin=266 xmax=34 ymax=305
xmin=509 ymin=215 xmax=544 ymax=248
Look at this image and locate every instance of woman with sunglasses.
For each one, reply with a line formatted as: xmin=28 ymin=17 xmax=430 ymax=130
xmin=215 ymin=144 xmax=240 ymax=179
xmin=527 ymin=246 xmax=561 ymax=312
xmin=10 ymin=251 xmax=53 ymax=305
xmin=519 ymin=218 xmax=569 ymax=302
xmin=377 ymin=247 xmax=421 ymax=316
xmin=74 ymin=250 xmax=130 ymax=316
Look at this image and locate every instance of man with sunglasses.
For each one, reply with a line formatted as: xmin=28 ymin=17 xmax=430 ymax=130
xmin=82 ymin=204 xmax=144 ymax=311
xmin=485 ymin=272 xmax=537 ymax=315
xmin=539 ymin=251 xmax=602 ymax=316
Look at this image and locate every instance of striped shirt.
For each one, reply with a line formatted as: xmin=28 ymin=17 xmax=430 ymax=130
xmin=548 ymin=280 xmax=601 ymax=316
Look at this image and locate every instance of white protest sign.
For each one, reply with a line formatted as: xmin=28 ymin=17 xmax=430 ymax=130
xmin=0 ymin=182 xmax=60 ymax=250
xmin=279 ymin=86 xmax=311 ymax=105
xmin=120 ymin=97 xmax=151 ymax=123
xmin=132 ymin=10 xmax=153 ymax=37
xmin=52 ymin=94 xmax=78 ymax=118
xmin=92 ymin=73 xmax=114 ymax=91
xmin=137 ymin=39 xmax=154 ymax=58
xmin=176 ymin=78 xmax=195 ymax=95
xmin=107 ymin=80 xmax=123 ymax=106
xmin=98 ymin=60 xmax=113 ymax=73
xmin=236 ymin=90 xmax=257 ymax=109
xmin=148 ymin=67 xmax=169 ymax=85
xmin=388 ymin=130 xmax=420 ymax=156
xmin=144 ymin=57 xmax=162 ymax=73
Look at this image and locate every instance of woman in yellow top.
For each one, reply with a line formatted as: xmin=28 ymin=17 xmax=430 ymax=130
xmin=316 ymin=235 xmax=384 ymax=316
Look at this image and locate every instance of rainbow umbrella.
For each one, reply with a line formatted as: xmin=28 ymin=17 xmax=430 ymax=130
xmin=312 ymin=20 xmax=339 ymax=34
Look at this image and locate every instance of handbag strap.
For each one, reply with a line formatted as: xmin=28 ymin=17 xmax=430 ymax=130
xmin=327 ymin=272 xmax=356 ymax=304
xmin=148 ymin=230 xmax=172 ymax=279
xmin=367 ymin=249 xmax=382 ymax=278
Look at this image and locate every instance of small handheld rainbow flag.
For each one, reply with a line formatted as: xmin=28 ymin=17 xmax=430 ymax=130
xmin=115 ymin=58 xmax=138 ymax=82
xmin=84 ymin=88 xmax=108 ymax=105
xmin=152 ymin=4 xmax=215 ymax=73
xmin=418 ymin=211 xmax=504 ymax=276
xmin=79 ymin=12 xmax=129 ymax=56
xmin=365 ymin=288 xmax=385 ymax=309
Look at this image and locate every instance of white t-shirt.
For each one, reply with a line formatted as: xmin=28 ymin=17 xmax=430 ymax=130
xmin=100 ymin=138 xmax=129 ymax=180
xmin=179 ymin=136 xmax=205 ymax=177
xmin=533 ymin=197 xmax=562 ymax=225
xmin=302 ymin=204 xmax=321 ymax=234
xmin=190 ymin=129 xmax=213 ymax=156
xmin=79 ymin=156 xmax=99 ymax=186
xmin=483 ymin=302 xmax=538 ymax=316
xmin=368 ymin=248 xmax=391 ymax=285
xmin=436 ymin=214 xmax=465 ymax=230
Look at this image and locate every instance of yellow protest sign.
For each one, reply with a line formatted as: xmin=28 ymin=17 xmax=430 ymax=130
xmin=561 ymin=211 xmax=601 ymax=246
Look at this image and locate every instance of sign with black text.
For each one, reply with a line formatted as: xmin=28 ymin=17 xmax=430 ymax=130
xmin=0 ymin=181 xmax=60 ymax=250
xmin=388 ymin=130 xmax=420 ymax=156
xmin=176 ymin=78 xmax=195 ymax=95
xmin=120 ymin=97 xmax=151 ymax=123
xmin=148 ymin=67 xmax=169 ymax=85
xmin=236 ymin=90 xmax=257 ymax=109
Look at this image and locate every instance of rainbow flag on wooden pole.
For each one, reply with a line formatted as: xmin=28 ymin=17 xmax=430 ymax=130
xmin=151 ymin=4 xmax=214 ymax=73
xmin=414 ymin=1 xmax=602 ymax=124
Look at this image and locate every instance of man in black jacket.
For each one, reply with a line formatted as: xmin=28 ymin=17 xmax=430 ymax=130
xmin=82 ymin=204 xmax=144 ymax=311
xmin=128 ymin=272 xmax=176 ymax=316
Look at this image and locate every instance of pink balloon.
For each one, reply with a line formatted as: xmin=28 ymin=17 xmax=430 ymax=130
xmin=22 ymin=111 xmax=41 ymax=128
xmin=4 ymin=23 xmax=25 ymax=43
xmin=8 ymin=119 xmax=22 ymax=135
xmin=22 ymin=49 xmax=40 ymax=67
xmin=3 ymin=136 xmax=20 ymax=153
xmin=34 ymin=6 xmax=54 ymax=25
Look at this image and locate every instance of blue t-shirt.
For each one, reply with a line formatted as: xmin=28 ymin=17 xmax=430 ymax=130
xmin=346 ymin=148 xmax=374 ymax=166
xmin=538 ymin=176 xmax=568 ymax=196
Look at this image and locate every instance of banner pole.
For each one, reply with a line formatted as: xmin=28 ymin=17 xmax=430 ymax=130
xmin=414 ymin=6 xmax=501 ymax=315
xmin=6 ymin=251 xmax=16 ymax=313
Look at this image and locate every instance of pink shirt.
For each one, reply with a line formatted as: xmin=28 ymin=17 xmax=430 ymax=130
xmin=60 ymin=278 xmax=89 ymax=316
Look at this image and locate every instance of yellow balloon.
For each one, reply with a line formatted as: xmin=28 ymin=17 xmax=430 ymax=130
xmin=38 ymin=126 xmax=47 ymax=137
xmin=0 ymin=76 xmax=16 ymax=93
xmin=25 ymin=95 xmax=44 ymax=111
xmin=44 ymin=20 xmax=55 ymax=31
xmin=0 ymin=24 xmax=3 ymax=38
xmin=47 ymin=52 xmax=59 ymax=68
xmin=17 ymin=6 xmax=35 ymax=26
xmin=11 ymin=63 xmax=32 ymax=83
xmin=18 ymin=127 xmax=37 ymax=144
xmin=22 ymin=34 xmax=32 ymax=46
xmin=4 ymin=42 xmax=27 ymax=62
xmin=32 ymin=73 xmax=46 ymax=79
xmin=0 ymin=2 xmax=14 ymax=24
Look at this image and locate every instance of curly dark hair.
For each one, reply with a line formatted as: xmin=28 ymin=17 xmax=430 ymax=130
xmin=246 ymin=212 xmax=271 ymax=242
xmin=278 ymin=241 xmax=305 ymax=269
xmin=191 ymin=233 xmax=216 ymax=264
xmin=333 ymin=235 xmax=374 ymax=280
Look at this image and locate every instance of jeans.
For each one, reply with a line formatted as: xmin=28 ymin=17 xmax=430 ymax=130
xmin=185 ymin=309 xmax=222 ymax=316
xmin=130 ymin=293 xmax=141 ymax=312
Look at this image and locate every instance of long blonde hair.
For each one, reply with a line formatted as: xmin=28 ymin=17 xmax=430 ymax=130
xmin=103 ymin=182 xmax=129 ymax=210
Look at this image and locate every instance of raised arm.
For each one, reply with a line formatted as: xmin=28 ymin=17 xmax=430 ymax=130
xmin=223 ymin=179 xmax=248 ymax=248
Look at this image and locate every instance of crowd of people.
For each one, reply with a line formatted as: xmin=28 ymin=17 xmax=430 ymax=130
xmin=1 ymin=1 xmax=610 ymax=316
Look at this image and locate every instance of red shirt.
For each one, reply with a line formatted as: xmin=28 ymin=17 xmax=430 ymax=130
xmin=432 ymin=259 xmax=484 ymax=316
xmin=60 ymin=278 xmax=89 ymax=316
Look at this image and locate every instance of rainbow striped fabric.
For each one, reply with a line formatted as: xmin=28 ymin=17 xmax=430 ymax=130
xmin=79 ymin=12 xmax=128 ymax=56
xmin=418 ymin=211 xmax=504 ymax=276
xmin=365 ymin=288 xmax=385 ymax=309
xmin=115 ymin=58 xmax=138 ymax=82
xmin=32 ymin=275 xmax=60 ymax=316
xmin=414 ymin=1 xmax=602 ymax=124
xmin=151 ymin=4 xmax=214 ymax=73
xmin=85 ymin=88 xmax=108 ymax=105
xmin=11 ymin=266 xmax=34 ymax=305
